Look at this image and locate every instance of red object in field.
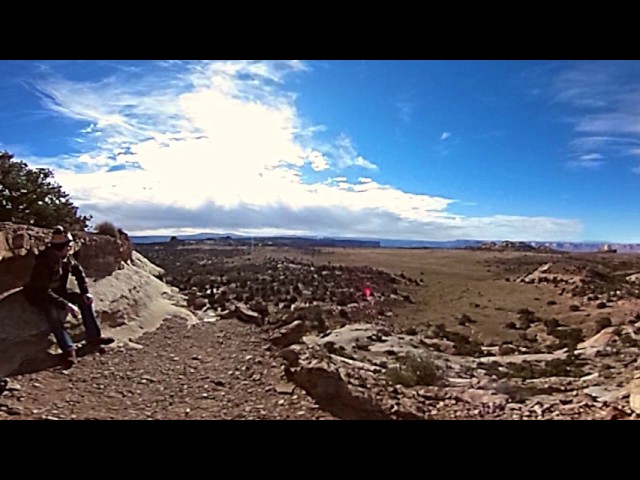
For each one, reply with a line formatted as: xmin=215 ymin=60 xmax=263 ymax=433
xmin=363 ymin=287 xmax=372 ymax=298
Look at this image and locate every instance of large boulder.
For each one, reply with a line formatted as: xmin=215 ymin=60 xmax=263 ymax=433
xmin=0 ymin=222 xmax=134 ymax=294
xmin=0 ymin=289 xmax=53 ymax=377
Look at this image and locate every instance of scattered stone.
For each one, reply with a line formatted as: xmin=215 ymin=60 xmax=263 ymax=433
xmin=460 ymin=389 xmax=509 ymax=405
xmin=275 ymin=383 xmax=296 ymax=395
xmin=3 ymin=406 xmax=22 ymax=416
xmin=603 ymin=405 xmax=628 ymax=420
xmin=583 ymin=386 xmax=626 ymax=403
xmin=270 ymin=321 xmax=306 ymax=348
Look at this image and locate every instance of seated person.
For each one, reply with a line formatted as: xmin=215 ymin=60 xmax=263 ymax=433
xmin=23 ymin=226 xmax=114 ymax=364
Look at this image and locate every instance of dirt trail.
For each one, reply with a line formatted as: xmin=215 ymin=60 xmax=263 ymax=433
xmin=0 ymin=317 xmax=336 ymax=420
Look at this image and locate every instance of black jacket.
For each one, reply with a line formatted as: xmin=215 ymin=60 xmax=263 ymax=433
xmin=23 ymin=246 xmax=89 ymax=310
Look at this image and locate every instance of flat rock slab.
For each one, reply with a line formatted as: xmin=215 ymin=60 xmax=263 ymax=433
xmin=583 ymin=386 xmax=628 ymax=403
xmin=459 ymin=389 xmax=509 ymax=405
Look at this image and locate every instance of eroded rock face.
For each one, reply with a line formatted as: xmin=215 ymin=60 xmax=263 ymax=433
xmin=0 ymin=223 xmax=193 ymax=378
xmin=73 ymin=231 xmax=133 ymax=279
xmin=0 ymin=222 xmax=133 ymax=294
xmin=282 ymin=349 xmax=410 ymax=420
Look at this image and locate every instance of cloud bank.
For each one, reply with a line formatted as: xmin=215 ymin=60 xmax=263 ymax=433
xmin=16 ymin=60 xmax=582 ymax=241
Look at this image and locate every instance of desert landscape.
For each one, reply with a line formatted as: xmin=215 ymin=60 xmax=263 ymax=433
xmin=2 ymin=232 xmax=640 ymax=420
xmin=5 ymin=59 xmax=640 ymax=421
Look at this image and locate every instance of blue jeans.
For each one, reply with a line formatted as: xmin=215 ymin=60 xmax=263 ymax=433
xmin=44 ymin=292 xmax=102 ymax=352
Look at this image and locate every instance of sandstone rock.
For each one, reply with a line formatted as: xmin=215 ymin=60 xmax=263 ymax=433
xmin=270 ymin=321 xmax=306 ymax=348
xmin=193 ymin=298 xmax=207 ymax=311
xmin=219 ymin=309 xmax=235 ymax=319
xmin=460 ymin=389 xmax=509 ymax=405
xmin=603 ymin=405 xmax=628 ymax=420
xmin=11 ymin=232 xmax=29 ymax=250
xmin=289 ymin=359 xmax=390 ymax=420
xmin=275 ymin=383 xmax=296 ymax=394
xmin=0 ymin=223 xmax=133 ymax=295
xmin=280 ymin=346 xmax=301 ymax=368
xmin=235 ymin=304 xmax=262 ymax=325
xmin=498 ymin=344 xmax=518 ymax=356
xmin=626 ymin=273 xmax=640 ymax=284
xmin=577 ymin=327 xmax=617 ymax=351
xmin=0 ymin=226 xmax=195 ymax=378
xmin=628 ymin=379 xmax=640 ymax=414
xmin=583 ymin=386 xmax=627 ymax=403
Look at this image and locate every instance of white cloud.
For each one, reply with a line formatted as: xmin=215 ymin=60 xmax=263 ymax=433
xmin=308 ymin=150 xmax=330 ymax=171
xmin=568 ymin=158 xmax=605 ymax=169
xmin=441 ymin=132 xmax=451 ymax=140
xmin=396 ymin=101 xmax=414 ymax=124
xmin=21 ymin=60 xmax=582 ymax=241
xmin=576 ymin=113 xmax=640 ymax=134
xmin=579 ymin=153 xmax=604 ymax=161
xmin=331 ymin=134 xmax=378 ymax=170
xmin=569 ymin=153 xmax=606 ymax=167
xmin=353 ymin=156 xmax=378 ymax=170
xmin=551 ymin=62 xmax=640 ymax=168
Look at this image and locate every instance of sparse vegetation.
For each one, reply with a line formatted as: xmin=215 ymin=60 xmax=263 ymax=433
xmin=620 ymin=334 xmax=640 ymax=348
xmin=385 ymin=353 xmax=441 ymax=387
xmin=594 ymin=317 xmax=612 ymax=333
xmin=80 ymin=240 xmax=640 ymax=420
xmin=548 ymin=327 xmax=584 ymax=351
xmin=432 ymin=327 xmax=484 ymax=356
xmin=480 ymin=356 xmax=586 ymax=380
xmin=544 ymin=318 xmax=561 ymax=332
xmin=94 ymin=221 xmax=120 ymax=239
xmin=403 ymin=326 xmax=418 ymax=336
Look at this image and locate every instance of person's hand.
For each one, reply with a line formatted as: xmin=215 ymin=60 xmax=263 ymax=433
xmin=82 ymin=294 xmax=93 ymax=305
xmin=65 ymin=303 xmax=80 ymax=319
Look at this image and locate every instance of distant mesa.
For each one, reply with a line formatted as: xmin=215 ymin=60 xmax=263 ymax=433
xmin=466 ymin=240 xmax=639 ymax=253
xmin=600 ymin=244 xmax=617 ymax=253
xmin=469 ymin=241 xmax=561 ymax=253
xmin=134 ymin=234 xmax=380 ymax=249
xmin=130 ymin=233 xmax=640 ymax=253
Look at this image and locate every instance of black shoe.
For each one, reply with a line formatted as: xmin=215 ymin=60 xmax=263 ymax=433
xmin=60 ymin=348 xmax=77 ymax=367
xmin=87 ymin=336 xmax=115 ymax=346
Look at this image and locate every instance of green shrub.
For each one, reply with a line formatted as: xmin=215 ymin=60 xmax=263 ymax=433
xmin=594 ymin=317 xmax=612 ymax=333
xmin=385 ymin=354 xmax=441 ymax=387
xmin=0 ymin=151 xmax=91 ymax=230
xmin=94 ymin=221 xmax=120 ymax=238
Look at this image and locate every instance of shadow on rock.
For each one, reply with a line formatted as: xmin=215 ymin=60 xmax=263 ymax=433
xmin=9 ymin=351 xmax=66 ymax=376
xmin=0 ymin=289 xmax=74 ymax=377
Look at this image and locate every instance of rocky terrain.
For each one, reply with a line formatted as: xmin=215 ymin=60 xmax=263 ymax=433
xmin=2 ymin=229 xmax=640 ymax=420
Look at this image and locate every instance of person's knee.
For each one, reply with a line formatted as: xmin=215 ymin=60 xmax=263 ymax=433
xmin=45 ymin=309 xmax=66 ymax=327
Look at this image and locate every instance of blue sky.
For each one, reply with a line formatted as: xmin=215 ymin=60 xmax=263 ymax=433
xmin=1 ymin=60 xmax=639 ymax=242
